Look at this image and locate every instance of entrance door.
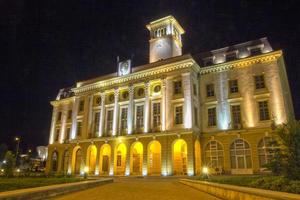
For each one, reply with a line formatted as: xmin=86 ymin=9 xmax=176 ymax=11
xmin=102 ymin=155 xmax=109 ymax=173
xmin=132 ymin=153 xmax=140 ymax=173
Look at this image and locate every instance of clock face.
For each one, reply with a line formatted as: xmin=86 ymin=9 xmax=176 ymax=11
xmin=121 ymin=62 xmax=129 ymax=73
xmin=119 ymin=60 xmax=131 ymax=76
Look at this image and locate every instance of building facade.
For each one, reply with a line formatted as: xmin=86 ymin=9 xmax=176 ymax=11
xmin=46 ymin=16 xmax=294 ymax=176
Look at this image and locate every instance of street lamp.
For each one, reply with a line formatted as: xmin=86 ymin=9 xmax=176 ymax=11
xmin=15 ymin=136 xmax=20 ymax=166
xmin=84 ymin=166 xmax=89 ymax=179
xmin=202 ymin=167 xmax=209 ymax=180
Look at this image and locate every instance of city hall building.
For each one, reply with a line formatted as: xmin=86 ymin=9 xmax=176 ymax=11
xmin=46 ymin=16 xmax=294 ymax=176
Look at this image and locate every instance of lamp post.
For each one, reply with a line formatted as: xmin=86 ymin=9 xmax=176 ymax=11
xmin=202 ymin=167 xmax=209 ymax=180
xmin=15 ymin=137 xmax=20 ymax=165
xmin=84 ymin=166 xmax=89 ymax=179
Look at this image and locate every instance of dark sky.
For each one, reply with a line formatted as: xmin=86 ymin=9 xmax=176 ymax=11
xmin=1 ymin=0 xmax=299 ymax=152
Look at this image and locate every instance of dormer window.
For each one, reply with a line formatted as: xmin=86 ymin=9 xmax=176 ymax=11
xmin=250 ymin=47 xmax=261 ymax=56
xmin=226 ymin=52 xmax=236 ymax=62
xmin=204 ymin=58 xmax=213 ymax=66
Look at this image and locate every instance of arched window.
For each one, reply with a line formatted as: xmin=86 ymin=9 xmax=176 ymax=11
xmin=75 ymin=148 xmax=82 ymax=174
xmin=51 ymin=151 xmax=58 ymax=172
xmin=258 ymin=137 xmax=277 ymax=168
xmin=230 ymin=139 xmax=252 ymax=169
xmin=62 ymin=150 xmax=69 ymax=173
xmin=205 ymin=140 xmax=224 ymax=169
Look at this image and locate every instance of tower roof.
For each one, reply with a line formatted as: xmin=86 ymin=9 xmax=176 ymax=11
xmin=146 ymin=15 xmax=185 ymax=34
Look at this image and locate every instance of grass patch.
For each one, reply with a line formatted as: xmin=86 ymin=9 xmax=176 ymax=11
xmin=0 ymin=177 xmax=83 ymax=192
xmin=196 ymin=175 xmax=300 ymax=194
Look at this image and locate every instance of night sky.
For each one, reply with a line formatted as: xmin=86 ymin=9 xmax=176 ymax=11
xmin=1 ymin=0 xmax=299 ymax=152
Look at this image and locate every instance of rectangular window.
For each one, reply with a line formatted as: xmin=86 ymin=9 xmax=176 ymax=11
xmin=136 ymin=105 xmax=144 ymax=129
xmin=79 ymin=100 xmax=85 ymax=112
xmin=194 ymin=107 xmax=198 ymax=127
xmin=255 ymin=75 xmax=265 ymax=89
xmin=93 ymin=112 xmax=100 ymax=136
xmin=55 ymin=129 xmax=60 ymax=142
xmin=229 ymin=80 xmax=239 ymax=93
xmin=206 ymin=84 xmax=215 ymax=97
xmin=77 ymin=122 xmax=82 ymax=136
xmin=106 ymin=110 xmax=113 ymax=134
xmin=231 ymin=105 xmax=242 ymax=126
xmin=121 ymin=107 xmax=128 ymax=131
xmin=67 ymin=110 xmax=72 ymax=120
xmin=174 ymin=81 xmax=182 ymax=95
xmin=174 ymin=106 xmax=183 ymax=125
xmin=65 ymin=128 xmax=70 ymax=141
xmin=208 ymin=107 xmax=217 ymax=127
xmin=259 ymin=101 xmax=270 ymax=121
xmin=153 ymin=102 xmax=161 ymax=128
xmin=57 ymin=112 xmax=62 ymax=122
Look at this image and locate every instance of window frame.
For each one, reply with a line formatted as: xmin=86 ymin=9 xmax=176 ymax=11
xmin=206 ymin=83 xmax=215 ymax=97
xmin=207 ymin=107 xmax=217 ymax=127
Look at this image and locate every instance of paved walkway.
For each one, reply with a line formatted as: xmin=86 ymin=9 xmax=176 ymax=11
xmin=55 ymin=177 xmax=220 ymax=200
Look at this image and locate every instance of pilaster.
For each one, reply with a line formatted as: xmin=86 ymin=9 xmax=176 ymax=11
xmin=71 ymin=97 xmax=79 ymax=139
xmin=49 ymin=106 xmax=58 ymax=144
xmin=99 ymin=92 xmax=106 ymax=137
xmin=112 ymin=88 xmax=119 ymax=136
xmin=127 ymin=85 xmax=134 ymax=134
xmin=144 ymin=82 xmax=150 ymax=133
xmin=182 ymin=72 xmax=192 ymax=129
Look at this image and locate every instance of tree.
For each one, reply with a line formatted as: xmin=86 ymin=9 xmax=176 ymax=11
xmin=0 ymin=143 xmax=8 ymax=161
xmin=268 ymin=120 xmax=300 ymax=180
xmin=3 ymin=151 xmax=16 ymax=177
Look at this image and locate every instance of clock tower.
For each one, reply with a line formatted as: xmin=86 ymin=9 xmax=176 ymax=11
xmin=146 ymin=15 xmax=185 ymax=63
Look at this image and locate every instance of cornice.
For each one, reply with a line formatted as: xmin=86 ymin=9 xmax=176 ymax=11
xmin=72 ymin=59 xmax=196 ymax=95
xmin=199 ymin=50 xmax=282 ymax=75
xmin=50 ymin=97 xmax=74 ymax=106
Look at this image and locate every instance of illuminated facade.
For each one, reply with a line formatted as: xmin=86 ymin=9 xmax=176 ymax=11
xmin=46 ymin=16 xmax=294 ymax=176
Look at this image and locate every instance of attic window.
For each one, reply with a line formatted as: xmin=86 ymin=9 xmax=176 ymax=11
xmin=250 ymin=47 xmax=261 ymax=56
xmin=204 ymin=58 xmax=213 ymax=66
xmin=226 ymin=53 xmax=236 ymax=62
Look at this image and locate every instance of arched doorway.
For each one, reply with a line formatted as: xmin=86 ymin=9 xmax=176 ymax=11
xmin=194 ymin=140 xmax=201 ymax=175
xmin=72 ymin=147 xmax=82 ymax=175
xmin=130 ymin=142 xmax=143 ymax=175
xmin=62 ymin=150 xmax=69 ymax=174
xmin=51 ymin=151 xmax=58 ymax=172
xmin=100 ymin=144 xmax=111 ymax=175
xmin=114 ymin=143 xmax=127 ymax=175
xmin=205 ymin=140 xmax=224 ymax=174
xmin=148 ymin=140 xmax=161 ymax=175
xmin=258 ymin=137 xmax=277 ymax=168
xmin=230 ymin=138 xmax=252 ymax=174
xmin=86 ymin=145 xmax=97 ymax=175
xmin=173 ymin=139 xmax=187 ymax=175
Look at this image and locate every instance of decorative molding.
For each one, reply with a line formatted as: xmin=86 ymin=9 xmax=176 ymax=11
xmin=199 ymin=51 xmax=282 ymax=75
xmin=72 ymin=60 xmax=195 ymax=95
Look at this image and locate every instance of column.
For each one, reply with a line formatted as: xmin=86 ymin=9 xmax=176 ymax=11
xmin=165 ymin=78 xmax=172 ymax=130
xmin=87 ymin=95 xmax=94 ymax=138
xmin=99 ymin=92 xmax=106 ymax=137
xmin=144 ymin=81 xmax=150 ymax=133
xmin=182 ymin=72 xmax=192 ymax=129
xmin=127 ymin=85 xmax=134 ymax=134
xmin=112 ymin=88 xmax=119 ymax=136
xmin=161 ymin=79 xmax=166 ymax=131
xmin=49 ymin=106 xmax=58 ymax=144
xmin=71 ymin=97 xmax=79 ymax=139
xmin=59 ymin=106 xmax=68 ymax=143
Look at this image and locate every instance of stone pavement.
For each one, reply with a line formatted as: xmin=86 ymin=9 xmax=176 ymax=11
xmin=54 ymin=177 xmax=220 ymax=200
